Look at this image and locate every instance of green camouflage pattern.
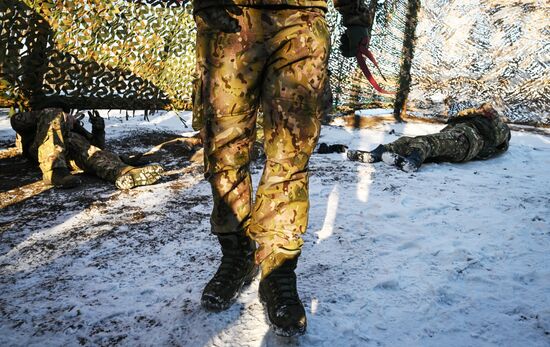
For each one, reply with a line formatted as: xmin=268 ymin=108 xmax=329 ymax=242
xmin=447 ymin=104 xmax=511 ymax=160
xmin=2 ymin=0 xmax=386 ymax=115
xmin=1 ymin=0 xmax=195 ymax=111
xmin=385 ymin=105 xmax=511 ymax=164
xmin=385 ymin=126 xmax=473 ymax=164
xmin=194 ymin=6 xmax=331 ymax=277
xmin=11 ymin=108 xmax=132 ymax=184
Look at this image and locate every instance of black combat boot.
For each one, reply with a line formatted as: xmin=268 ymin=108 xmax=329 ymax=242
xmin=201 ymin=234 xmax=258 ymax=311
xmin=318 ymin=143 xmax=348 ymax=154
xmin=347 ymin=144 xmax=386 ymax=163
xmin=259 ymin=258 xmax=307 ymax=337
xmin=382 ymin=148 xmax=423 ymax=172
xmin=400 ymin=149 xmax=424 ymax=172
xmin=46 ymin=168 xmax=81 ymax=188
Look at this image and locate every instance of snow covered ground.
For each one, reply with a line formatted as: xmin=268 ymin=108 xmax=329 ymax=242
xmin=0 ymin=111 xmax=549 ymax=346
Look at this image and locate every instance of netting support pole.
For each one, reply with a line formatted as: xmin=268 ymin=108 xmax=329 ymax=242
xmin=393 ymin=0 xmax=421 ymax=122
xmin=22 ymin=7 xmax=50 ymax=110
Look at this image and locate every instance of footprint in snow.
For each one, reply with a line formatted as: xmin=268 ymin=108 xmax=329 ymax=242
xmin=374 ymin=279 xmax=400 ymax=290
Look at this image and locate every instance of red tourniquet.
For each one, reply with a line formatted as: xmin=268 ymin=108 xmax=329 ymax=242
xmin=356 ymin=36 xmax=394 ymax=95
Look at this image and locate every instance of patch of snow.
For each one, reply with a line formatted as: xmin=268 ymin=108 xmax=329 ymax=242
xmin=0 ymin=113 xmax=13 ymax=143
xmin=354 ymin=108 xmax=394 ymax=117
xmin=430 ymin=92 xmax=447 ymax=103
xmin=94 ymin=110 xmax=194 ymax=138
xmin=1 ymin=111 xmax=549 ymax=346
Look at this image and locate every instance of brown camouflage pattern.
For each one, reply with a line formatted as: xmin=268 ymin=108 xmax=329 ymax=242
xmin=386 ymin=105 xmax=511 ymax=164
xmin=66 ymin=132 xmax=129 ymax=183
xmin=11 ymin=109 xmax=70 ymax=181
xmin=11 ymin=108 xmax=130 ymax=183
xmin=194 ymin=6 xmax=331 ymax=277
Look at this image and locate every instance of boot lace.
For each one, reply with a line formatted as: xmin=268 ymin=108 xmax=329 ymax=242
xmin=266 ymin=271 xmax=300 ymax=306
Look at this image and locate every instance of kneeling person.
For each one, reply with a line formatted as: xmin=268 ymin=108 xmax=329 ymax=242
xmin=347 ymin=103 xmax=511 ymax=172
xmin=11 ymin=108 xmax=164 ymax=189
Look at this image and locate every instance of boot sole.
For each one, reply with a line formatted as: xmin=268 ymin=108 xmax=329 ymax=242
xmin=201 ymin=265 xmax=259 ymax=312
xmin=115 ymin=165 xmax=164 ymax=190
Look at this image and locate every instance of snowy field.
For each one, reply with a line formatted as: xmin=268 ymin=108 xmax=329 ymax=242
xmin=0 ymin=111 xmax=549 ymax=346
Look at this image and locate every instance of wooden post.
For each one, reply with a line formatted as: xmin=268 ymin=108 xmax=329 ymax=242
xmin=393 ymin=0 xmax=421 ymax=122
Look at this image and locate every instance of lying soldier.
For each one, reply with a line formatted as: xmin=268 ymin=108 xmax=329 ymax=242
xmin=346 ymin=103 xmax=511 ymax=172
xmin=11 ymin=108 xmax=164 ymax=189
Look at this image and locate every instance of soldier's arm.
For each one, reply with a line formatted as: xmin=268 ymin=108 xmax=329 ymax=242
xmin=70 ymin=112 xmax=95 ymax=144
xmin=72 ymin=121 xmax=94 ymax=142
xmin=89 ymin=111 xmax=106 ymax=149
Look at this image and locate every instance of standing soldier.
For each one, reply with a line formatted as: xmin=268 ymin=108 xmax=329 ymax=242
xmin=192 ymin=0 xmax=375 ymax=336
xmin=10 ymin=108 xmax=164 ymax=189
xmin=347 ymin=103 xmax=511 ymax=171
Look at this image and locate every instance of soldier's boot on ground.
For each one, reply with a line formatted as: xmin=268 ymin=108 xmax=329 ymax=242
xmin=318 ymin=143 xmax=348 ymax=154
xmin=382 ymin=148 xmax=423 ymax=172
xmin=44 ymin=168 xmax=81 ymax=189
xmin=347 ymin=144 xmax=386 ymax=163
xmin=114 ymin=164 xmax=164 ymax=190
xmin=259 ymin=257 xmax=307 ymax=337
xmin=202 ymin=234 xmax=259 ymax=311
xmin=119 ymin=152 xmax=146 ymax=166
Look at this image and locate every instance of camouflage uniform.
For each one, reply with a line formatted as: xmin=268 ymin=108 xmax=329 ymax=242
xmin=11 ymin=108 xmax=131 ymax=183
xmin=387 ymin=105 xmax=509 ymax=163
xmin=348 ymin=104 xmax=511 ymax=170
xmin=193 ymin=1 xmax=371 ymax=277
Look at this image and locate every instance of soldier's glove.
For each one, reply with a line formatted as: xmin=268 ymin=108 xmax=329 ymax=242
xmin=340 ymin=26 xmax=369 ymax=58
xmin=74 ymin=112 xmax=85 ymax=125
xmin=195 ymin=6 xmax=243 ymax=33
xmin=88 ymin=110 xmax=105 ymax=131
xmin=341 ymin=26 xmax=394 ymax=95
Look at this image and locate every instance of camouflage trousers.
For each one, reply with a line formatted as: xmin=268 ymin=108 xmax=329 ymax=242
xmin=10 ymin=109 xmax=129 ymax=182
xmin=386 ymin=123 xmax=485 ymax=163
xmin=194 ymin=7 xmax=331 ymax=276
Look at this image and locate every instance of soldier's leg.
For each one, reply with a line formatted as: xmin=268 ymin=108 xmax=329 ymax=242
xmin=30 ymin=109 xmax=68 ymax=173
xmin=26 ymin=109 xmax=80 ymax=187
xmin=381 ymin=127 xmax=474 ymax=172
xmin=347 ymin=137 xmax=414 ymax=163
xmin=385 ymin=136 xmax=416 ymax=156
xmin=413 ymin=127 xmax=472 ymax=162
xmin=381 ymin=135 xmax=429 ymax=172
xmin=66 ymin=132 xmax=163 ymax=189
xmin=67 ymin=132 xmax=127 ymax=182
xmin=251 ymin=8 xmax=331 ymax=336
xmin=439 ymin=123 xmax=485 ymax=161
xmin=195 ymin=7 xmax=265 ymax=311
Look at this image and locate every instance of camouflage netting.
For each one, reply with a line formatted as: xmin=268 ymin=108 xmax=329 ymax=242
xmin=1 ymin=0 xmax=548 ymax=125
xmin=0 ymin=0 xmax=195 ymax=111
xmin=408 ymin=0 xmax=550 ymax=125
xmin=0 ymin=0 xmax=407 ymax=114
xmin=327 ymin=0 xmax=406 ymax=111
